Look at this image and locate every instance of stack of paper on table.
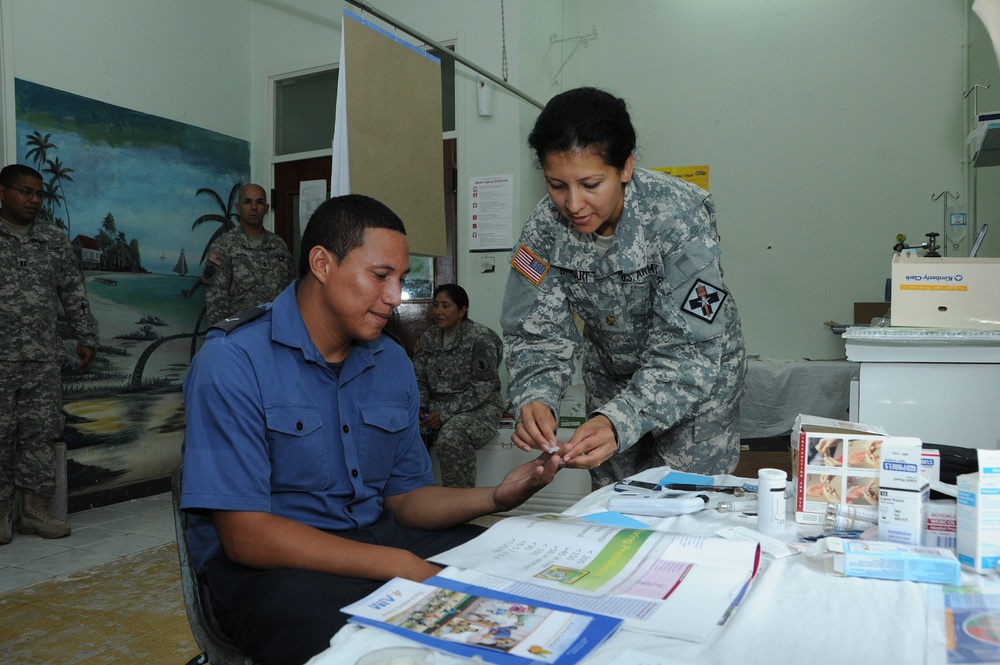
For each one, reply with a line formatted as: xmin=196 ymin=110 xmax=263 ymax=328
xmin=430 ymin=513 xmax=762 ymax=643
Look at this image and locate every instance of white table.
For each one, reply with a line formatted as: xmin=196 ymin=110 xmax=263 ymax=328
xmin=309 ymin=467 xmax=991 ymax=665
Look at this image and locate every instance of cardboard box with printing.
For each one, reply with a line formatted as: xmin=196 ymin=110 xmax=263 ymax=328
xmin=891 ymin=254 xmax=1000 ymax=330
xmin=878 ymin=437 xmax=929 ymax=546
xmin=792 ymin=415 xmax=888 ymax=525
xmin=957 ymin=450 xmax=1000 ymax=574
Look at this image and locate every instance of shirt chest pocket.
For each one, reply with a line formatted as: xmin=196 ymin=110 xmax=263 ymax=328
xmin=229 ymin=255 xmax=262 ymax=295
xmin=357 ymin=402 xmax=410 ymax=481
xmin=26 ymin=243 xmax=62 ymax=280
xmin=265 ymin=404 xmax=328 ymax=491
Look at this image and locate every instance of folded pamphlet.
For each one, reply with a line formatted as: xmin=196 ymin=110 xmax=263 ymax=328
xmin=342 ymin=576 xmax=622 ymax=665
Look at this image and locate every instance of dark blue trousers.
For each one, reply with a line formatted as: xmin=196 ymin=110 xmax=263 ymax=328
xmin=205 ymin=510 xmax=485 ymax=665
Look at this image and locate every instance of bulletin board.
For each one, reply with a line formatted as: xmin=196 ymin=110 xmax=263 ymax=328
xmin=343 ymin=11 xmax=446 ymax=257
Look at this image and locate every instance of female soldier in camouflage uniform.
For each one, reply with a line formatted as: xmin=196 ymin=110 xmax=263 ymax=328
xmin=412 ymin=284 xmax=503 ymax=488
xmin=501 ymin=87 xmax=747 ymax=488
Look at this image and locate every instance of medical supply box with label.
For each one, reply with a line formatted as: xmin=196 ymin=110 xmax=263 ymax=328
xmin=823 ymin=537 xmax=961 ymax=585
xmin=956 ymin=450 xmax=1000 ymax=574
xmin=792 ymin=415 xmax=888 ymax=525
xmin=878 ymin=437 xmax=929 ymax=546
xmin=920 ymin=449 xmax=958 ymax=551
xmin=890 ymin=253 xmax=1000 ymax=330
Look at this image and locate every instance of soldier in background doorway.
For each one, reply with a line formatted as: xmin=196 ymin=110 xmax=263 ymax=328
xmin=202 ymin=183 xmax=295 ymax=324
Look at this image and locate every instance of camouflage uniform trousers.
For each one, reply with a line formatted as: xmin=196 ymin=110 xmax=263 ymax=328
xmin=590 ymin=393 xmax=742 ymax=491
xmin=0 ymin=361 xmax=63 ymax=501
xmin=430 ymin=414 xmax=497 ymax=488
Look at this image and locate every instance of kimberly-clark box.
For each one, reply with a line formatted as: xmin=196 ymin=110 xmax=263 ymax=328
xmin=878 ymin=437 xmax=929 ymax=546
xmin=824 ymin=537 xmax=961 ymax=585
xmin=792 ymin=415 xmax=887 ymax=525
xmin=957 ymin=450 xmax=1000 ymax=574
xmin=890 ymin=253 xmax=1000 ymax=331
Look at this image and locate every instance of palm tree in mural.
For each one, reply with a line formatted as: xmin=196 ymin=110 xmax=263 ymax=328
xmin=96 ymin=213 xmax=119 ymax=270
xmin=184 ymin=182 xmax=242 ymax=356
xmin=39 ymin=181 xmax=62 ymax=228
xmin=25 ymin=131 xmax=56 ymax=173
xmin=44 ymin=157 xmax=75 ymax=236
xmin=192 ymin=182 xmax=242 ymax=266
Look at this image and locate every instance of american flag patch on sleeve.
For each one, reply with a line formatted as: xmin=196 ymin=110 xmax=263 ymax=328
xmin=511 ymin=244 xmax=549 ymax=286
xmin=208 ymin=252 xmax=224 ymax=267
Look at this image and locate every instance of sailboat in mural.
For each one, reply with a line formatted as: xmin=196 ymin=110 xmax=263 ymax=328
xmin=172 ymin=248 xmax=188 ymax=276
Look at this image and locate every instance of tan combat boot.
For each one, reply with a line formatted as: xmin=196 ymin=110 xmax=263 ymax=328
xmin=0 ymin=500 xmax=11 ymax=545
xmin=19 ymin=493 xmax=70 ymax=539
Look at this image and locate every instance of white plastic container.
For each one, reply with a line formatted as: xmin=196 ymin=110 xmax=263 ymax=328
xmin=757 ymin=468 xmax=788 ymax=535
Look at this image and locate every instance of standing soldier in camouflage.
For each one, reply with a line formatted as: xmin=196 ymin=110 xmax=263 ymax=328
xmin=202 ymin=183 xmax=295 ymax=324
xmin=501 ymin=88 xmax=747 ymax=489
xmin=412 ymin=284 xmax=504 ymax=487
xmin=0 ymin=164 xmax=99 ymax=544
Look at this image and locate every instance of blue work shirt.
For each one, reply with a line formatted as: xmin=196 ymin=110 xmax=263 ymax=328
xmin=180 ymin=281 xmax=434 ymax=574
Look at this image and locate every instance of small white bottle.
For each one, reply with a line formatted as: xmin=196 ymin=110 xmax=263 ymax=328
xmin=757 ymin=468 xmax=787 ymax=535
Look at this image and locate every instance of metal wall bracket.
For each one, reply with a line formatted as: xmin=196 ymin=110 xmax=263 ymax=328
xmin=550 ymin=27 xmax=598 ymax=87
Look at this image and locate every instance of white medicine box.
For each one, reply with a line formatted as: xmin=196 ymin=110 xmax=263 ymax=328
xmin=878 ymin=437 xmax=928 ymax=546
xmin=890 ymin=254 xmax=1000 ymax=330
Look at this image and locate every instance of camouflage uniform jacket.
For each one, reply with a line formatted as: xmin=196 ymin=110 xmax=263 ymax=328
xmin=202 ymin=228 xmax=295 ymax=324
xmin=0 ymin=221 xmax=99 ymax=361
xmin=412 ymin=318 xmax=504 ymax=426
xmin=501 ymin=168 xmax=747 ymax=452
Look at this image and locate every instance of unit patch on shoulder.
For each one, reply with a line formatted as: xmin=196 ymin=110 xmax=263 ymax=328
xmin=511 ymin=244 xmax=549 ymax=286
xmin=681 ymin=279 xmax=728 ymax=324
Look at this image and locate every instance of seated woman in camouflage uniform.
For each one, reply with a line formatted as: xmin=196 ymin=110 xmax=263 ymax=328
xmin=412 ymin=284 xmax=504 ymax=488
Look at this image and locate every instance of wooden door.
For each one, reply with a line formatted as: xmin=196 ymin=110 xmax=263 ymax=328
xmin=272 ymin=155 xmax=331 ymax=271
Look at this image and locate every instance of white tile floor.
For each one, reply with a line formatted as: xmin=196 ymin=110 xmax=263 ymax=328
xmin=0 ymin=492 xmax=175 ymax=594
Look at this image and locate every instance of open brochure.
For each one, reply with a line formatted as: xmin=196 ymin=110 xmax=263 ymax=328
xmin=927 ymin=584 xmax=1000 ymax=664
xmin=341 ymin=577 xmax=622 ymax=665
xmin=430 ymin=513 xmax=762 ymax=642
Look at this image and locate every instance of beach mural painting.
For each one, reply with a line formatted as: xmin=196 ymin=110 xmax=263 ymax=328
xmin=14 ymin=78 xmax=250 ymax=497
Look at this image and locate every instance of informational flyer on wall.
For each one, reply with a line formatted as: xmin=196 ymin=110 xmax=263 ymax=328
xmin=299 ymin=180 xmax=327 ymax=232
xmin=469 ymin=174 xmax=513 ymax=252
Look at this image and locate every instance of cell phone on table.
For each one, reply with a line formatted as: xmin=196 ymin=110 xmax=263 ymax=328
xmin=613 ymin=479 xmax=663 ymax=494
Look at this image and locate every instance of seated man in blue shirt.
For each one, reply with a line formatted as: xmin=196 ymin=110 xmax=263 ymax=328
xmin=181 ymin=194 xmax=564 ymax=665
